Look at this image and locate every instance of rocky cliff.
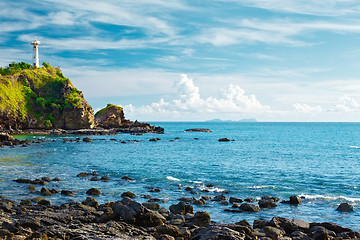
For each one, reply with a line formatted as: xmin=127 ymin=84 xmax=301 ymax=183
xmin=0 ymin=62 xmax=95 ymax=131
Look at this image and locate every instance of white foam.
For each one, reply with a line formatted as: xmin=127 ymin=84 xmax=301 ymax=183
xmin=299 ymin=194 xmax=360 ymax=202
xmin=247 ymin=185 xmax=275 ymax=189
xmin=166 ymin=176 xmax=180 ymax=181
xmin=349 ymin=145 xmax=360 ymax=149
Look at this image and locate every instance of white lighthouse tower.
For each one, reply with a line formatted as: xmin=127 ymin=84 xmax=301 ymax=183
xmin=30 ymin=39 xmax=41 ymax=68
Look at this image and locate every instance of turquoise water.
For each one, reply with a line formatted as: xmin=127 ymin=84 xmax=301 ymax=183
xmin=1 ymin=122 xmax=360 ymax=230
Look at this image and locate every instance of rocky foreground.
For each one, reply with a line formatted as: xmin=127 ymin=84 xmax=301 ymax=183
xmin=0 ymin=193 xmax=358 ymax=240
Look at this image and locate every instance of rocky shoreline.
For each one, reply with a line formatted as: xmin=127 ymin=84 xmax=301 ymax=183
xmin=0 ymin=193 xmax=358 ymax=240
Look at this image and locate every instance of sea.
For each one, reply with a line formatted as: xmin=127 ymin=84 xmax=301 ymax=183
xmin=1 ymin=122 xmax=360 ymax=230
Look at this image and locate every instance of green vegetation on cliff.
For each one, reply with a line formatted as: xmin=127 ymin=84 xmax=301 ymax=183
xmin=0 ymin=62 xmax=95 ymax=130
xmin=95 ymin=104 xmax=123 ymax=118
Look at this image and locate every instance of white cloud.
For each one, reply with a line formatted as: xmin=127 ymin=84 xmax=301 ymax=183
xmin=330 ymin=95 xmax=360 ymax=112
xmin=124 ymin=74 xmax=270 ymax=119
xmin=293 ymin=103 xmax=323 ymax=113
xmin=48 ymin=11 xmax=76 ymax=25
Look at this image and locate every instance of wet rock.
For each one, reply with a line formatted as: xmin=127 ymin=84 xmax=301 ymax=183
xmin=86 ymin=188 xmax=101 ymax=196
xmin=194 ymin=211 xmax=211 ymax=227
xmin=290 ymin=195 xmax=302 ymax=204
xmin=40 ymin=187 xmax=53 ymax=196
xmin=262 ymin=195 xmax=280 ymax=202
xmin=336 ymin=202 xmax=354 ymax=212
xmin=90 ymin=176 xmax=100 ymax=181
xmin=193 ymin=198 xmax=207 ymax=206
xmin=52 ymin=177 xmax=62 ymax=181
xmin=212 ymin=194 xmax=227 ymax=201
xmin=264 ymin=226 xmax=285 ymax=239
xmin=41 ymin=177 xmax=52 ymax=182
xmin=218 ymin=138 xmax=231 ymax=142
xmin=38 ymin=199 xmax=51 ymax=206
xmin=292 ymin=219 xmax=310 ymax=230
xmin=158 ymin=234 xmax=175 ymax=240
xmin=239 ymin=203 xmax=260 ymax=212
xmin=20 ymin=199 xmax=33 ymax=205
xmin=184 ymin=128 xmax=212 ymax=132
xmin=253 ymin=219 xmax=269 ymax=229
xmin=82 ymin=197 xmax=99 ymax=208
xmin=244 ymin=198 xmax=257 ymax=202
xmin=27 ymin=184 xmax=36 ymax=191
xmin=50 ymin=188 xmax=59 ymax=194
xmin=155 ymin=224 xmax=181 ymax=238
xmin=290 ymin=231 xmax=310 ymax=240
xmin=0 ymin=199 xmax=14 ymax=211
xmin=312 ymin=222 xmax=352 ymax=233
xmin=101 ymin=176 xmax=111 ymax=181
xmin=142 ymin=202 xmax=160 ymax=210
xmin=192 ymin=224 xmax=246 ymax=240
xmin=13 ymin=178 xmax=46 ymax=185
xmin=61 ymin=190 xmax=74 ymax=196
xmin=308 ymin=226 xmax=329 ymax=240
xmin=83 ymin=137 xmax=93 ymax=142
xmin=122 ymin=175 xmax=134 ymax=181
xmin=229 ymin=197 xmax=243 ymax=204
xmin=169 ymin=201 xmax=193 ymax=215
xmin=235 ymin=219 xmax=252 ymax=229
xmin=121 ymin=191 xmax=136 ymax=198
xmin=258 ymin=199 xmax=277 ymax=208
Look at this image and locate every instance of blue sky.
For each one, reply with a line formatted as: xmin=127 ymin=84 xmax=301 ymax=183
xmin=2 ymin=0 xmax=360 ymax=121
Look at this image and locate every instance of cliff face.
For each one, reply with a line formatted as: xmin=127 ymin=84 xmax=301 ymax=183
xmin=0 ymin=62 xmax=95 ymax=130
xmin=95 ymin=104 xmax=128 ymax=128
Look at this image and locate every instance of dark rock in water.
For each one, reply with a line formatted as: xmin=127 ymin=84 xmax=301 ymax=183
xmin=121 ymin=191 xmax=136 ymax=198
xmin=83 ymin=137 xmax=93 ymax=142
xmin=20 ymin=199 xmax=32 ymax=205
xmin=38 ymin=199 xmax=51 ymax=206
xmin=258 ymin=199 xmax=277 ymax=208
xmin=239 ymin=203 xmax=260 ymax=212
xmin=50 ymin=188 xmax=59 ymax=194
xmin=77 ymin=171 xmax=97 ymax=177
xmin=149 ymin=138 xmax=160 ymax=142
xmin=184 ymin=128 xmax=212 ymax=132
xmin=290 ymin=195 xmax=302 ymax=204
xmin=194 ymin=198 xmax=207 ymax=206
xmin=122 ymin=175 xmax=134 ymax=181
xmin=86 ymin=188 xmax=101 ymax=196
xmin=229 ymin=197 xmax=243 ymax=204
xmin=218 ymin=138 xmax=231 ymax=142
xmin=41 ymin=177 xmax=52 ymax=182
xmin=212 ymin=194 xmax=227 ymax=201
xmin=82 ymin=197 xmax=99 ymax=208
xmin=27 ymin=185 xmax=36 ymax=191
xmin=61 ymin=190 xmax=74 ymax=196
xmin=40 ymin=187 xmax=53 ymax=196
xmin=169 ymin=201 xmax=193 ymax=215
xmin=101 ymin=176 xmax=111 ymax=181
xmin=194 ymin=211 xmax=211 ymax=227
xmin=13 ymin=178 xmax=46 ymax=185
xmin=52 ymin=177 xmax=62 ymax=181
xmin=90 ymin=176 xmax=100 ymax=181
xmin=336 ymin=202 xmax=354 ymax=212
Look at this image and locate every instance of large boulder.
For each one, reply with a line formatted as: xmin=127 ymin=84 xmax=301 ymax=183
xmin=194 ymin=211 xmax=211 ymax=227
xmin=336 ymin=203 xmax=354 ymax=212
xmin=169 ymin=201 xmax=193 ymax=215
xmin=112 ymin=197 xmax=165 ymax=227
xmin=191 ymin=224 xmax=246 ymax=240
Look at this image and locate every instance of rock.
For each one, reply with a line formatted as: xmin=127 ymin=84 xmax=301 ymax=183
xmin=13 ymin=178 xmax=46 ymax=185
xmin=158 ymin=235 xmax=175 ymax=240
xmin=194 ymin=211 xmax=211 ymax=227
xmin=90 ymin=176 xmax=100 ymax=181
xmin=292 ymin=219 xmax=310 ymax=230
xmin=41 ymin=177 xmax=52 ymax=182
xmin=83 ymin=137 xmax=93 ymax=142
xmin=61 ymin=190 xmax=74 ymax=196
xmin=155 ymin=225 xmax=181 ymax=238
xmin=82 ymin=197 xmax=99 ymax=208
xmin=336 ymin=202 xmax=354 ymax=212
xmin=40 ymin=187 xmax=53 ymax=196
xmin=101 ymin=176 xmax=111 ymax=181
xmin=121 ymin=191 xmax=136 ymax=198
xmin=95 ymin=104 xmax=125 ymax=128
xmin=308 ymin=226 xmax=328 ymax=240
xmin=0 ymin=133 xmax=15 ymax=141
xmin=86 ymin=188 xmax=101 ymax=196
xmin=253 ymin=219 xmax=269 ymax=228
xmin=235 ymin=219 xmax=252 ymax=229
xmin=194 ymin=198 xmax=207 ymax=206
xmin=20 ymin=199 xmax=33 ymax=205
xmin=229 ymin=197 xmax=243 ymax=204
xmin=264 ymin=226 xmax=285 ymax=239
xmin=142 ymin=202 xmax=160 ymax=210
xmin=149 ymin=138 xmax=159 ymax=142
xmin=50 ymin=188 xmax=59 ymax=194
xmin=52 ymin=177 xmax=62 ymax=181
xmin=290 ymin=195 xmax=302 ymax=204
xmin=239 ymin=203 xmax=260 ymax=212
xmin=184 ymin=128 xmax=212 ymax=132
xmin=261 ymin=195 xmax=280 ymax=202
xmin=27 ymin=184 xmax=36 ymax=191
xmin=212 ymin=194 xmax=227 ymax=201
xmin=312 ymin=222 xmax=352 ymax=233
xmin=0 ymin=199 xmax=14 ymax=211
xmin=258 ymin=199 xmax=277 ymax=208
xmin=290 ymin=231 xmax=310 ymax=240
xmin=191 ymin=224 xmax=246 ymax=240
xmin=169 ymin=202 xmax=193 ymax=215
xmin=122 ymin=175 xmax=134 ymax=181
xmin=38 ymin=199 xmax=51 ymax=206
xmin=218 ymin=138 xmax=231 ymax=142
xmin=244 ymin=198 xmax=257 ymax=202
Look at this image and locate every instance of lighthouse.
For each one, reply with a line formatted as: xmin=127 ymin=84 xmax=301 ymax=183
xmin=30 ymin=39 xmax=41 ymax=68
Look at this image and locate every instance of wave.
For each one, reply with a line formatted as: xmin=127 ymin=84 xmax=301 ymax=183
xmin=247 ymin=185 xmax=276 ymax=189
xmin=166 ymin=176 xmax=180 ymax=181
xmin=349 ymin=145 xmax=360 ymax=149
xmin=299 ymin=194 xmax=360 ymax=202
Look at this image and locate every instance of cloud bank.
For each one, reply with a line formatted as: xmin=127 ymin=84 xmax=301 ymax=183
xmin=124 ymin=74 xmax=270 ymax=120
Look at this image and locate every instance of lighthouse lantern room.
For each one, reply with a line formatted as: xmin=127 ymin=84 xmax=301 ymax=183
xmin=30 ymin=39 xmax=41 ymax=68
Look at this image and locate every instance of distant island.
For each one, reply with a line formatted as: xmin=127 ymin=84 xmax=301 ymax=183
xmin=205 ymin=118 xmax=258 ymax=123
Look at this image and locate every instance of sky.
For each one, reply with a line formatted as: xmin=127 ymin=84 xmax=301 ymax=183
xmin=1 ymin=0 xmax=360 ymax=121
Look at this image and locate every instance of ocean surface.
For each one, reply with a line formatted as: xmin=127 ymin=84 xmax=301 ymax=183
xmin=1 ymin=122 xmax=360 ymax=230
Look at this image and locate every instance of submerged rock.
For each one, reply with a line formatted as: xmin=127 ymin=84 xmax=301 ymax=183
xmin=184 ymin=128 xmax=212 ymax=132
xmin=336 ymin=203 xmax=354 ymax=212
